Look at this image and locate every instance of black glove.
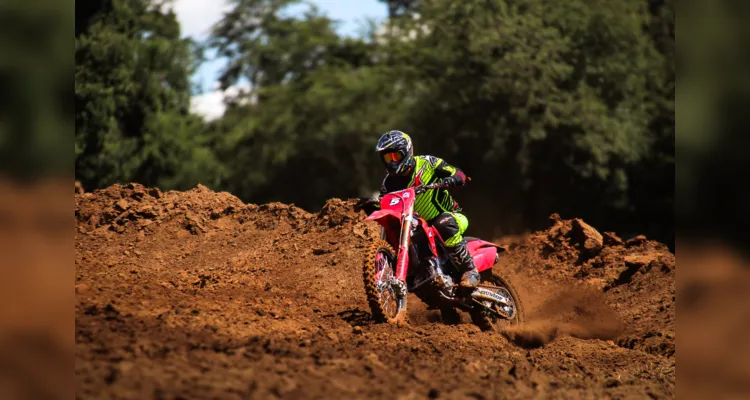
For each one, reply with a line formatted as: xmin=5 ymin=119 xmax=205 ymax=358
xmin=437 ymin=175 xmax=463 ymax=188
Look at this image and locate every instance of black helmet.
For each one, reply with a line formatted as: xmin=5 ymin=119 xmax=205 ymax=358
xmin=376 ymin=130 xmax=414 ymax=176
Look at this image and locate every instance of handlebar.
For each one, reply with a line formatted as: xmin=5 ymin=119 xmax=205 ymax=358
xmin=414 ymin=182 xmax=443 ymax=194
xmin=356 ymin=180 xmax=459 ymax=214
xmin=376 ymin=176 xmax=471 ymax=197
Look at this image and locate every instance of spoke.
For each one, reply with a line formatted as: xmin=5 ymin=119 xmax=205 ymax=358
xmin=374 ymin=249 xmax=401 ymax=319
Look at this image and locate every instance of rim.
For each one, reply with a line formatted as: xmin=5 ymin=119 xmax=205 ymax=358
xmin=375 ymin=250 xmax=399 ymax=319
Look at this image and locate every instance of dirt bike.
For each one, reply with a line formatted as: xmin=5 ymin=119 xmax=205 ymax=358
xmin=359 ymin=182 xmax=525 ymax=331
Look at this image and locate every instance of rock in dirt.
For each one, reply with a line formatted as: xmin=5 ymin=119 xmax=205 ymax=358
xmin=312 ymin=248 xmax=331 ymax=256
xmin=623 ymin=254 xmax=657 ymax=268
xmin=148 ymin=188 xmax=162 ymax=199
xmin=604 ymin=377 xmax=621 ymax=388
xmin=75 ymin=283 xmax=90 ymax=294
xmin=184 ymin=214 xmax=206 ymax=234
xmin=548 ymin=213 xmax=562 ymax=226
xmin=603 ymin=232 xmax=624 ymax=246
xmin=134 ymin=205 xmax=159 ymax=219
xmin=131 ymin=190 xmax=146 ymax=201
xmin=115 ymin=199 xmax=130 ymax=212
xmin=317 ymin=198 xmax=360 ymax=227
xmin=625 ymin=235 xmax=647 ymax=247
xmin=571 ymin=218 xmax=603 ymax=257
xmin=352 ymin=225 xmax=367 ymax=239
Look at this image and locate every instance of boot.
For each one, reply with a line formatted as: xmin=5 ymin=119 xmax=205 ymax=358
xmin=447 ymin=239 xmax=480 ymax=288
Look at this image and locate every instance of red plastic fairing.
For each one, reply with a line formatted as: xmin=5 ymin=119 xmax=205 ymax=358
xmin=471 ymin=247 xmax=498 ymax=272
xmin=467 ymin=239 xmax=493 ymax=254
xmin=420 ymin=219 xmax=438 ymax=257
xmin=467 ymin=239 xmax=502 ymax=272
xmin=365 ymin=209 xmax=400 ymax=222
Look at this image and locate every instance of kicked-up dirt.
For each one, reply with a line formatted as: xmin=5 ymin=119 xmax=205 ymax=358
xmin=75 ymin=183 xmax=675 ymax=399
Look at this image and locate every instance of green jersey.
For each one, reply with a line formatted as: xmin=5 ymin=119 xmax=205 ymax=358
xmin=379 ymin=155 xmax=466 ymax=221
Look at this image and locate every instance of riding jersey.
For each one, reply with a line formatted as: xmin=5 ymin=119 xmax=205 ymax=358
xmin=379 ymin=155 xmax=466 ymax=221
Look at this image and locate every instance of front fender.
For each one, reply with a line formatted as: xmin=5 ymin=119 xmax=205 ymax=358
xmin=365 ymin=209 xmax=400 ymax=222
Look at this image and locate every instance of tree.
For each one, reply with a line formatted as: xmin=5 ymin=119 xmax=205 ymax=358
xmin=202 ymin=0 xmax=674 ymax=244
xmin=376 ymin=0 xmax=671 ymax=239
xmin=72 ymin=0 xmax=675 ymax=245
xmin=378 ymin=0 xmax=419 ymax=18
xmin=75 ymin=0 xmax=221 ymax=190
xmin=205 ymin=0 xmax=409 ymax=208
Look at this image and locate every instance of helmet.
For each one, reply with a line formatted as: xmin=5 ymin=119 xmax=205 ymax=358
xmin=376 ymin=130 xmax=414 ymax=176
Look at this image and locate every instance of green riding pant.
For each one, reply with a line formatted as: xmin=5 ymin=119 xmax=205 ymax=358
xmin=430 ymin=212 xmax=469 ymax=247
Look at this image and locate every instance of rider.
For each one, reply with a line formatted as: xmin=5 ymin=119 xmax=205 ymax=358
xmin=366 ymin=130 xmax=480 ymax=288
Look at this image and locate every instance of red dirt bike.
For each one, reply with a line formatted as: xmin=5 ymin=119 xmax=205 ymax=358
xmin=359 ymin=183 xmax=525 ymax=330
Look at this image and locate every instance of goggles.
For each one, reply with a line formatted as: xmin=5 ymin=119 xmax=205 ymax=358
xmin=382 ymin=151 xmax=403 ymax=163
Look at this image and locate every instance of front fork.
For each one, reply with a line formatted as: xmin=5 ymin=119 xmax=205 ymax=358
xmin=395 ymin=211 xmax=413 ymax=282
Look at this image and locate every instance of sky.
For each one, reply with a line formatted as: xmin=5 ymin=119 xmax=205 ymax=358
xmin=172 ymin=0 xmax=388 ymax=120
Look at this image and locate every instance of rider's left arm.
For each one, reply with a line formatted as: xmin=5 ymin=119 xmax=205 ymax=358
xmin=433 ymin=158 xmax=467 ymax=188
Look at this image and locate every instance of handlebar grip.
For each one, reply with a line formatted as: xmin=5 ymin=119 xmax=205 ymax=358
xmin=415 ymin=181 xmax=447 ymax=194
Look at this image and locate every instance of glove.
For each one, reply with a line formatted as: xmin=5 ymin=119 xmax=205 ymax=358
xmin=437 ymin=175 xmax=463 ymax=188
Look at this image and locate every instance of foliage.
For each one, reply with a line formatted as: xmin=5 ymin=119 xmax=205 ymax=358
xmin=75 ymin=0 xmax=674 ymax=244
xmin=75 ymin=0 xmax=222 ymax=190
xmin=384 ymin=0 xmax=672 ymax=236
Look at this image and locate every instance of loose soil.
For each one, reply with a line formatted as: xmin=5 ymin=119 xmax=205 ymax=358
xmin=75 ymin=184 xmax=675 ymax=399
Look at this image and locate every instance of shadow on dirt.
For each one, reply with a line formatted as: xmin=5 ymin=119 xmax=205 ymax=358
xmin=337 ymin=308 xmax=371 ymax=326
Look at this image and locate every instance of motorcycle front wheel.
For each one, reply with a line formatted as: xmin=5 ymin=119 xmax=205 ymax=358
xmin=362 ymin=239 xmax=407 ymax=323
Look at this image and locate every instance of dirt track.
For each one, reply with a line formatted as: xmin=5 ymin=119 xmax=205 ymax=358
xmin=75 ymin=183 xmax=675 ymax=399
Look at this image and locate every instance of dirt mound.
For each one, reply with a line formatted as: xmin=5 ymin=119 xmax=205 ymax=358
xmin=500 ymin=213 xmax=675 ymax=358
xmin=75 ymin=183 xmax=248 ymax=234
xmin=76 ymin=185 xmax=675 ymax=399
xmin=315 ymin=198 xmax=361 ymax=228
xmin=75 ymin=184 xmax=369 ymax=237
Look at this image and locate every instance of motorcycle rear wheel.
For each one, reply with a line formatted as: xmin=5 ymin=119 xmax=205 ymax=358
xmin=470 ymin=270 xmax=525 ymax=331
xmin=362 ymin=239 xmax=407 ymax=323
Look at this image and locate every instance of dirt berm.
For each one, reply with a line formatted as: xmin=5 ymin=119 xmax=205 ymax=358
xmin=76 ymin=183 xmax=675 ymax=399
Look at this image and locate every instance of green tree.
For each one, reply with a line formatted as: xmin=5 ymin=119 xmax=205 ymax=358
xmin=75 ymin=0 xmax=221 ymax=190
xmin=378 ymin=0 xmax=671 ymax=239
xmin=203 ymin=0 xmax=674 ymax=243
xmin=206 ymin=0 xmax=407 ymax=207
xmin=202 ymin=0 xmax=673 ymax=244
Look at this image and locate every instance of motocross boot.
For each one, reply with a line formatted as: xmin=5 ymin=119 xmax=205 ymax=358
xmin=448 ymin=239 xmax=480 ymax=288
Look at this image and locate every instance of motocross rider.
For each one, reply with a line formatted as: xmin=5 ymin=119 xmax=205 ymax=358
xmin=363 ymin=130 xmax=480 ymax=288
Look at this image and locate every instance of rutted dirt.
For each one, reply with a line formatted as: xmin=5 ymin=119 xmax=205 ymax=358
xmin=75 ymin=184 xmax=675 ymax=399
